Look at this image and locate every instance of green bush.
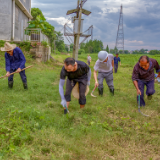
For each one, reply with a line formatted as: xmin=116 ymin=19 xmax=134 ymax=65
xmin=78 ymin=49 xmax=85 ymax=55
xmin=41 ymin=41 xmax=48 ymax=47
xmin=19 ymin=41 xmax=31 ymax=51
xmin=0 ymin=40 xmax=5 ymax=47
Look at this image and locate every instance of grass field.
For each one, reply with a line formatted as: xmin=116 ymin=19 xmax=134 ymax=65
xmin=0 ymin=51 xmax=160 ymax=160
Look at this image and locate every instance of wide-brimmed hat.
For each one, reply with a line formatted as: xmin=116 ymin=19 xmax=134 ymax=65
xmin=72 ymin=82 xmax=89 ymax=99
xmin=1 ymin=42 xmax=16 ymax=52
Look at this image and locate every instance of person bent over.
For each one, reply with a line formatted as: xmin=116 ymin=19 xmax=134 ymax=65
xmin=93 ymin=51 xmax=114 ymax=96
xmin=132 ymin=55 xmax=160 ymax=106
xmin=1 ymin=42 xmax=28 ymax=89
xmin=59 ymin=58 xmax=91 ymax=114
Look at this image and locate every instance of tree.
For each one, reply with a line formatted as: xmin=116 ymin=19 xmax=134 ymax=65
xmin=29 ymin=8 xmax=56 ymax=51
xmin=55 ymin=31 xmax=65 ymax=52
xmin=70 ymin=43 xmax=74 ymax=51
xmin=106 ymin=45 xmax=109 ymax=52
xmin=114 ymin=46 xmax=118 ymax=54
xmin=31 ymin=8 xmax=46 ymax=21
xmin=149 ymin=50 xmax=160 ymax=55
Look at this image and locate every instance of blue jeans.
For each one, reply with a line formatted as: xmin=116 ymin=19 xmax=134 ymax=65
xmin=137 ymin=80 xmax=155 ymax=106
xmin=8 ymin=69 xmax=27 ymax=83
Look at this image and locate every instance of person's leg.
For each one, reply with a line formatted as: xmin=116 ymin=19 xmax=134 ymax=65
xmin=98 ymin=72 xmax=104 ymax=96
xmin=8 ymin=69 xmax=14 ymax=88
xmin=105 ymin=71 xmax=114 ymax=95
xmin=137 ymin=80 xmax=145 ymax=106
xmin=79 ymin=81 xmax=87 ymax=108
xmin=116 ymin=64 xmax=118 ymax=73
xmin=64 ymin=79 xmax=75 ymax=110
xmin=146 ymin=80 xmax=155 ymax=100
xmin=114 ymin=64 xmax=118 ymax=73
xmin=19 ymin=70 xmax=28 ymax=89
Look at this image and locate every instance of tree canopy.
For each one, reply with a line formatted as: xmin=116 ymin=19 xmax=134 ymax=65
xmin=80 ymin=39 xmax=103 ymax=53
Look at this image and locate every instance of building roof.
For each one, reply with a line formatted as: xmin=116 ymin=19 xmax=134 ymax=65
xmin=15 ymin=0 xmax=33 ymax=19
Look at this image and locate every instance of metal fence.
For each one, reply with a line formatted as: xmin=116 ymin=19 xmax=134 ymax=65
xmin=24 ymin=28 xmax=49 ymax=43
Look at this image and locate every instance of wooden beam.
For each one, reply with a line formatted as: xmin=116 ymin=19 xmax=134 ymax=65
xmin=66 ymin=9 xmax=78 ymax=15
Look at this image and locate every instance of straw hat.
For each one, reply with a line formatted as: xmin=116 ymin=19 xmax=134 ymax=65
xmin=1 ymin=42 xmax=16 ymax=52
xmin=72 ymin=82 xmax=89 ymax=99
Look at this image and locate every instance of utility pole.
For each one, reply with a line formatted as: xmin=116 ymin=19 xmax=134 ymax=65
xmin=115 ymin=5 xmax=124 ymax=54
xmin=66 ymin=0 xmax=91 ymax=60
xmin=73 ymin=0 xmax=80 ymax=59
xmin=75 ymin=0 xmax=83 ymax=60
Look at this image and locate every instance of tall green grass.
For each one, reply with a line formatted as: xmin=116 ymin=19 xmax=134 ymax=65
xmin=0 ymin=51 xmax=160 ymax=159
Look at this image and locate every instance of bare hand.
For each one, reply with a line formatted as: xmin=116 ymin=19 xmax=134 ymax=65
xmin=95 ymin=82 xmax=99 ymax=87
xmin=16 ymin=68 xmax=21 ymax=73
xmin=137 ymin=89 xmax=141 ymax=95
xmin=6 ymin=72 xmax=10 ymax=77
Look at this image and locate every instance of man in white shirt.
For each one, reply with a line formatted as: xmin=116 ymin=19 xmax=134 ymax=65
xmin=93 ymin=51 xmax=114 ymax=96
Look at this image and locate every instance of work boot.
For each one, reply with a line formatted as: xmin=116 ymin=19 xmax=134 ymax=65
xmin=64 ymin=109 xmax=67 ymax=114
xmin=8 ymin=81 xmax=13 ymax=89
xmin=110 ymin=88 xmax=114 ymax=96
xmin=23 ymin=83 xmax=28 ymax=89
xmin=147 ymin=95 xmax=152 ymax=100
xmin=98 ymin=88 xmax=103 ymax=96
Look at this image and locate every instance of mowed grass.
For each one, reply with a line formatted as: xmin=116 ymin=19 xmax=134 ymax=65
xmin=0 ymin=51 xmax=160 ymax=160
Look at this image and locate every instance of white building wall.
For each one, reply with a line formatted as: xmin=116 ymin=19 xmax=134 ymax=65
xmin=14 ymin=4 xmax=29 ymax=41
xmin=0 ymin=0 xmax=12 ymax=41
xmin=0 ymin=0 xmax=31 ymax=41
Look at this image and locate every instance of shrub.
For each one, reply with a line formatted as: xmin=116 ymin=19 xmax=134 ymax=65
xmin=78 ymin=49 xmax=85 ymax=55
xmin=41 ymin=41 xmax=48 ymax=47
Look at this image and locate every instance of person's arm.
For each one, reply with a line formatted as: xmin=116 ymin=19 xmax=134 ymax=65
xmin=5 ymin=53 xmax=11 ymax=76
xmin=94 ymin=70 xmax=99 ymax=87
xmin=87 ymin=68 xmax=91 ymax=85
xmin=112 ymin=60 xmax=114 ymax=70
xmin=154 ymin=60 xmax=160 ymax=77
xmin=59 ymin=79 xmax=67 ymax=107
xmin=59 ymin=79 xmax=65 ymax=100
xmin=133 ymin=81 xmax=141 ymax=95
xmin=132 ymin=65 xmax=141 ymax=95
xmin=18 ymin=48 xmax=26 ymax=70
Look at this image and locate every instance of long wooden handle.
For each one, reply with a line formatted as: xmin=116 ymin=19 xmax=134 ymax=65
xmin=0 ymin=65 xmax=33 ymax=79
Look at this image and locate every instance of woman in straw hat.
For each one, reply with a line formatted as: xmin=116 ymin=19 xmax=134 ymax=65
xmin=1 ymin=42 xmax=28 ymax=89
xmin=59 ymin=57 xmax=91 ymax=114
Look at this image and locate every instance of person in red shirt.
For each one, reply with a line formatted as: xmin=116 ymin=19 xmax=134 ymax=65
xmin=132 ymin=55 xmax=160 ymax=106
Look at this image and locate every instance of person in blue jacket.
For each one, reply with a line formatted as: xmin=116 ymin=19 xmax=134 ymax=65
xmin=114 ymin=53 xmax=121 ymax=73
xmin=1 ymin=42 xmax=28 ymax=89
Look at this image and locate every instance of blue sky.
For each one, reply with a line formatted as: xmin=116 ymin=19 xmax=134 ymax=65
xmin=31 ymin=0 xmax=160 ymax=50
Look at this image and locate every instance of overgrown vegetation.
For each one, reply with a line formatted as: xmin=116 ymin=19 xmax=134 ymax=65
xmin=0 ymin=50 xmax=160 ymax=159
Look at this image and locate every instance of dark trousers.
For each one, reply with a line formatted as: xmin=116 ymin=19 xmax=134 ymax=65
xmin=65 ymin=78 xmax=87 ymax=105
xmin=114 ymin=64 xmax=118 ymax=73
xmin=87 ymin=61 xmax=90 ymax=66
xmin=8 ymin=69 xmax=27 ymax=83
xmin=137 ymin=80 xmax=155 ymax=106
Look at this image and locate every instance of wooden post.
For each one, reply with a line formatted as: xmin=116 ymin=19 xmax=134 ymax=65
xmin=75 ymin=0 xmax=82 ymax=60
xmin=73 ymin=0 xmax=80 ymax=59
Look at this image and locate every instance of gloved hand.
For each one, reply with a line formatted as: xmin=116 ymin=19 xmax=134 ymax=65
xmin=61 ymin=99 xmax=67 ymax=108
xmin=87 ymin=81 xmax=90 ymax=86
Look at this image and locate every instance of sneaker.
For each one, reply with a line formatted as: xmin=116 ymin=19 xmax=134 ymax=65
xmin=147 ymin=95 xmax=152 ymax=100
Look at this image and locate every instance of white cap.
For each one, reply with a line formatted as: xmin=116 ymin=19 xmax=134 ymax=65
xmin=98 ymin=51 xmax=108 ymax=62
